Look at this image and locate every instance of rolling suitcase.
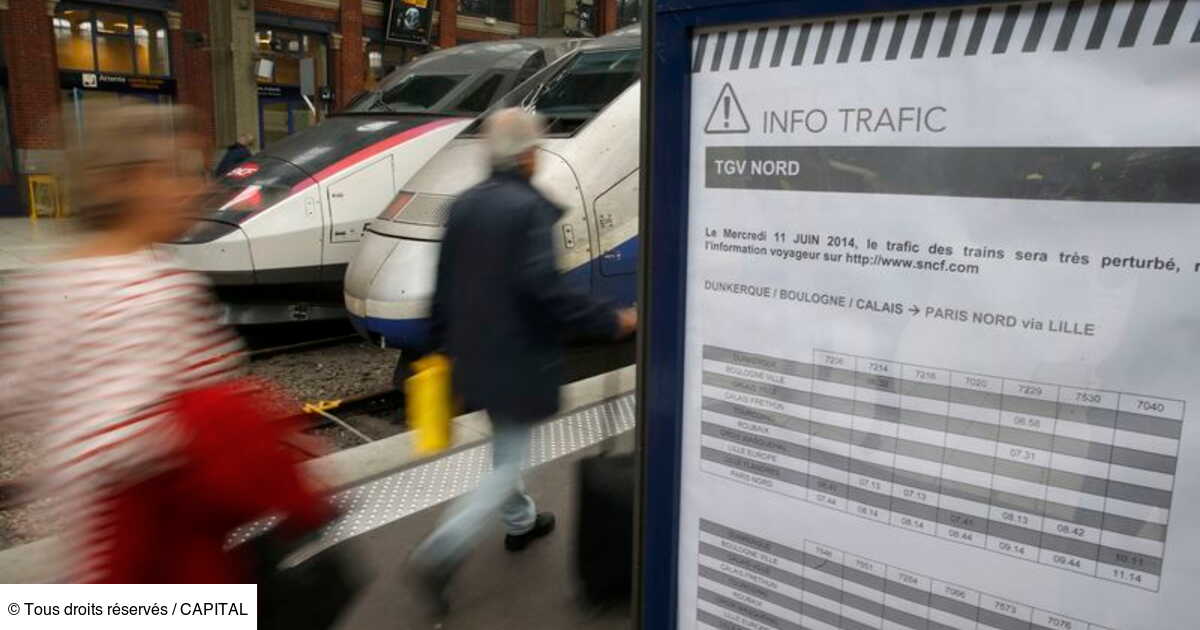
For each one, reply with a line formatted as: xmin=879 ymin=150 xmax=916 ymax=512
xmin=575 ymin=441 xmax=635 ymax=607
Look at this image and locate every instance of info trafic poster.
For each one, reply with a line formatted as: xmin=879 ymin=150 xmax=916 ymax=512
xmin=677 ymin=1 xmax=1200 ymax=629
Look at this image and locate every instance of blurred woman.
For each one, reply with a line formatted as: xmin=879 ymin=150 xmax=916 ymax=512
xmin=0 ymin=106 xmax=327 ymax=582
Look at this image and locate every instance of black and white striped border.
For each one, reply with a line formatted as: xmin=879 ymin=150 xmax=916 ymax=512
xmin=692 ymin=0 xmax=1199 ymax=72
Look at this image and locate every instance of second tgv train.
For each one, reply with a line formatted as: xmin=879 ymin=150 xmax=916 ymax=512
xmin=345 ymin=26 xmax=641 ymax=355
xmin=164 ymin=38 xmax=580 ymax=323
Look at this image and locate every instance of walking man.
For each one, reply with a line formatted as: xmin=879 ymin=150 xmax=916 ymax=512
xmin=411 ymin=107 xmax=636 ymax=615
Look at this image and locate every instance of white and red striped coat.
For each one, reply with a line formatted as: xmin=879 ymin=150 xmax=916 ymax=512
xmin=0 ymin=250 xmax=244 ymax=580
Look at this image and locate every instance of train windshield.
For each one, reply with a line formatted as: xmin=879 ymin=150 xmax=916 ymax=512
xmin=343 ymin=73 xmax=469 ymax=113
xmin=463 ymin=47 xmax=640 ymax=137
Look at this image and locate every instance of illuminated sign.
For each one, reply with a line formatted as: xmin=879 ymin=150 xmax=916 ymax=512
xmin=387 ymin=0 xmax=433 ymax=46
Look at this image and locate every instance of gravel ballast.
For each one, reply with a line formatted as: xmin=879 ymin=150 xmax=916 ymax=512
xmin=0 ymin=336 xmax=402 ymax=549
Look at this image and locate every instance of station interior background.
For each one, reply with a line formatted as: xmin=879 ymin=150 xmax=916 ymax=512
xmin=0 ymin=0 xmax=640 ymax=217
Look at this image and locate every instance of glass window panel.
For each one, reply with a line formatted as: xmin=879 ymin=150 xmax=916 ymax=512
xmin=55 ymin=9 xmax=96 ymax=71
xmin=119 ymin=93 xmax=174 ymax=134
xmin=261 ymin=101 xmax=290 ymax=147
xmin=95 ymin=10 xmax=131 ymax=36
xmin=0 ymin=87 xmax=14 ymax=187
xmin=515 ymin=51 xmax=546 ymax=85
xmin=497 ymin=0 xmax=514 ymax=21
xmin=455 ymin=74 xmax=505 ymax=113
xmin=618 ymin=0 xmax=640 ymax=26
xmin=255 ymin=28 xmax=274 ymax=55
xmin=255 ymin=29 xmax=319 ymax=86
xmin=376 ymin=74 xmax=468 ymax=111
xmin=97 ymin=34 xmax=135 ymax=73
xmin=75 ymin=90 xmax=122 ymax=147
xmin=134 ymin=14 xmax=170 ymax=76
xmin=458 ymin=0 xmax=512 ymax=21
xmin=273 ymin=56 xmax=300 ymax=85
xmin=534 ymin=49 xmax=639 ymax=114
xmin=292 ymin=103 xmax=317 ymax=134
xmin=364 ymin=43 xmax=385 ymax=89
xmin=458 ymin=0 xmax=484 ymax=16
xmin=271 ymin=31 xmax=302 ymax=54
xmin=311 ymin=38 xmax=328 ymax=87
xmin=463 ymin=46 xmax=641 ymax=137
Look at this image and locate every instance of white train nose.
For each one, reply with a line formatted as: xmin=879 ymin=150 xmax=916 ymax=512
xmin=344 ymin=229 xmax=440 ymax=351
xmin=343 ymin=227 xmax=400 ymax=310
xmin=160 ymin=221 xmax=254 ymax=284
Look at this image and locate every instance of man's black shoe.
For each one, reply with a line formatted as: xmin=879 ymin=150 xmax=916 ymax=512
xmin=504 ymin=512 xmax=556 ymax=552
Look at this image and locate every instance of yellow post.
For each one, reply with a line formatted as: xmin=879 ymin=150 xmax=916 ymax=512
xmin=26 ymin=175 xmax=61 ymax=223
xmin=406 ymin=354 xmax=454 ymax=455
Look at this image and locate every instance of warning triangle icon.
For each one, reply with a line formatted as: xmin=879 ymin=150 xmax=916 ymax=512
xmin=704 ymin=83 xmax=750 ymax=134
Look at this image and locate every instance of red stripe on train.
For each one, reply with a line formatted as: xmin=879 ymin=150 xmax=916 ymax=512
xmin=290 ymin=117 xmax=465 ymax=193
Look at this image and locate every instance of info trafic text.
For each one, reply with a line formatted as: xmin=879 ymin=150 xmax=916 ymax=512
xmin=762 ymin=106 xmax=947 ymax=134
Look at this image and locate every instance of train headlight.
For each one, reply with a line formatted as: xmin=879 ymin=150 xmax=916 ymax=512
xmin=174 ymin=220 xmax=241 ymax=244
xmin=378 ymin=190 xmax=415 ymax=221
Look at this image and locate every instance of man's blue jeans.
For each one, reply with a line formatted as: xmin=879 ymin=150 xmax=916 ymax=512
xmin=413 ymin=414 xmax=538 ymax=574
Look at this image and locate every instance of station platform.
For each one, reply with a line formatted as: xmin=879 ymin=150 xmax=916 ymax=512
xmin=290 ymin=394 xmax=636 ymax=630
xmin=0 ymin=217 xmax=77 ymax=273
xmin=0 ymin=352 xmax=638 ymax=628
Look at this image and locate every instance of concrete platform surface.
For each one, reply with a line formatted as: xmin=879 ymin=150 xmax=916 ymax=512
xmin=0 ymin=367 xmax=636 ymax=583
xmin=330 ymin=443 xmax=630 ymax=630
xmin=0 ymin=217 xmax=77 ymax=273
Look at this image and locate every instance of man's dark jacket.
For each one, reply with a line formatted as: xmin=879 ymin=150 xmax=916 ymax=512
xmin=214 ymin=143 xmax=252 ymax=178
xmin=430 ymin=170 xmax=618 ymax=422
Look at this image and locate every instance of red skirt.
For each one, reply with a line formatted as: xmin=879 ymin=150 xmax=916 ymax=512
xmin=87 ymin=380 xmax=332 ymax=583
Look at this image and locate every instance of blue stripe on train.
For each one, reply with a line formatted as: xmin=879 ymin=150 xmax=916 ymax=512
xmin=349 ymin=313 xmax=431 ymax=350
xmin=355 ymin=236 xmax=639 ymax=351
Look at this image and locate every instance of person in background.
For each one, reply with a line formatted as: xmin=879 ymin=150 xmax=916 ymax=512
xmin=214 ymin=133 xmax=256 ymax=178
xmin=410 ymin=107 xmax=637 ymax=615
xmin=0 ymin=105 xmax=328 ymax=583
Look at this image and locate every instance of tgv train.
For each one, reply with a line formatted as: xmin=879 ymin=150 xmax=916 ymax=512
xmin=345 ymin=26 xmax=641 ymax=355
xmin=165 ymin=38 xmax=580 ymax=324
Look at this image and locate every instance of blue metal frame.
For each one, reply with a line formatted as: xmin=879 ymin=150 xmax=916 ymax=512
xmin=636 ymin=1 xmax=1004 ymax=628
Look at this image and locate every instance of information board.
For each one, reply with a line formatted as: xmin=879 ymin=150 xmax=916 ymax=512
xmin=669 ymin=1 xmax=1200 ymax=629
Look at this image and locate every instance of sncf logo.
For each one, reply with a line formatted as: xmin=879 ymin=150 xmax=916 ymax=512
xmin=227 ymin=163 xmax=260 ymax=179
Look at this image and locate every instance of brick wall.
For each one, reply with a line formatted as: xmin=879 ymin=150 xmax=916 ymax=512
xmin=257 ymin=0 xmax=338 ymax=23
xmin=599 ymin=0 xmax=618 ymax=35
xmin=337 ymin=0 xmax=364 ymax=109
xmin=177 ymin=0 xmax=217 ymax=155
xmin=4 ymin=1 xmax=62 ymax=155
xmin=437 ymin=0 xmax=457 ymax=47
xmin=514 ymin=0 xmax=537 ymax=37
xmin=457 ymin=29 xmax=511 ymax=42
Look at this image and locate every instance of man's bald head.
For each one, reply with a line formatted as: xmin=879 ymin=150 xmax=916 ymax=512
xmin=484 ymin=107 xmax=545 ymax=177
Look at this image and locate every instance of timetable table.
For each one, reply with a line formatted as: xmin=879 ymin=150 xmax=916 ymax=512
xmin=698 ymin=345 xmax=1184 ymax=591
xmin=695 ymin=519 xmax=1116 ymax=630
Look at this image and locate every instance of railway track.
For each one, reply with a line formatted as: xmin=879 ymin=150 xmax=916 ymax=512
xmin=0 ymin=334 xmax=635 ymax=511
xmin=241 ymin=320 xmax=363 ymax=360
xmin=293 ymin=388 xmax=407 ymax=454
xmin=248 ymin=333 xmax=362 ymax=362
xmin=264 ymin=333 xmax=636 ymax=454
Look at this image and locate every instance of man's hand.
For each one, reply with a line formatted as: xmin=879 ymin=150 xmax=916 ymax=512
xmin=615 ymin=308 xmax=638 ymax=339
